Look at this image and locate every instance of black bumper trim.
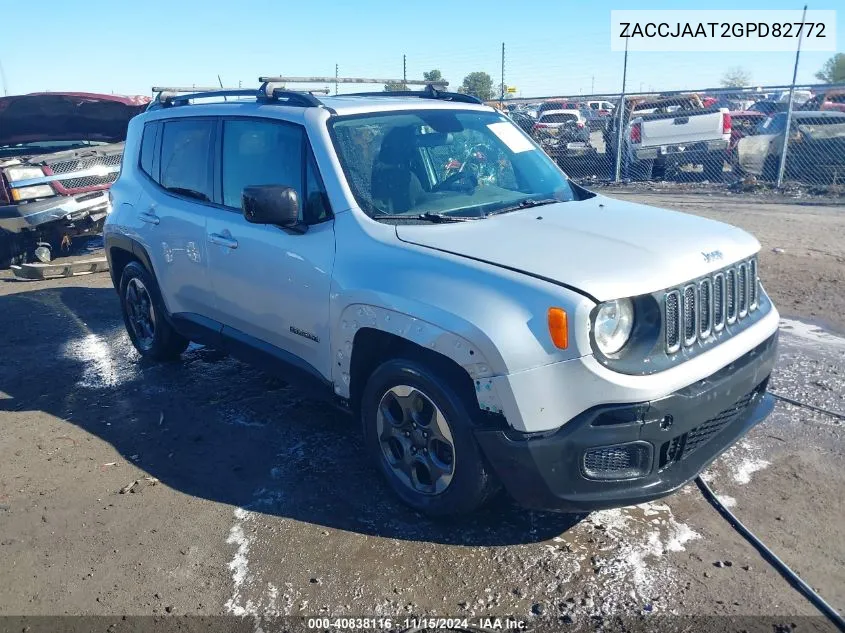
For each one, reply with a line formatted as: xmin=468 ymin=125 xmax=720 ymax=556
xmin=475 ymin=331 xmax=778 ymax=512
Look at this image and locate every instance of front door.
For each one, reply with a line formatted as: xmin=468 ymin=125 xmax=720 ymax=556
xmin=205 ymin=117 xmax=336 ymax=379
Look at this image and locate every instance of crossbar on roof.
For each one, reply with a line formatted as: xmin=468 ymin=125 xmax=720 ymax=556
xmin=258 ymin=76 xmax=448 ymax=87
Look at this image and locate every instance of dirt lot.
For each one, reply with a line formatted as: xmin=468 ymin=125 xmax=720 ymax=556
xmin=0 ymin=191 xmax=843 ymax=630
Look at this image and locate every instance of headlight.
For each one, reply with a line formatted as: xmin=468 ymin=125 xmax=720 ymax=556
xmin=5 ymin=166 xmax=45 ymax=182
xmin=593 ymin=298 xmax=634 ymax=355
xmin=11 ymin=185 xmax=55 ymax=201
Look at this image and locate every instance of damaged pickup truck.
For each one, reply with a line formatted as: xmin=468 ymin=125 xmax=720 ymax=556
xmin=0 ymin=92 xmax=149 ymax=267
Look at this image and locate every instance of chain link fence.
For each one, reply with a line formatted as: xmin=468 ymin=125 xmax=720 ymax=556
xmin=498 ymin=83 xmax=845 ymax=189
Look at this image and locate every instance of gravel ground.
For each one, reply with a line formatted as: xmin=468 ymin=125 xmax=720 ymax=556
xmin=0 ymin=191 xmax=842 ymax=630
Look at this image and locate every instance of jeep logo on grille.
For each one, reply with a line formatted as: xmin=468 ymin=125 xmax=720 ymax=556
xmin=702 ymin=250 xmax=723 ymax=263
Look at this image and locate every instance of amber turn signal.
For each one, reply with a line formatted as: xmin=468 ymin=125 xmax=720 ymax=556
xmin=547 ymin=307 xmax=568 ymax=349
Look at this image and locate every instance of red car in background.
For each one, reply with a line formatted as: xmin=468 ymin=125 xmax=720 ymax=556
xmin=801 ymin=89 xmax=845 ymax=113
xmin=0 ymin=92 xmax=149 ymax=266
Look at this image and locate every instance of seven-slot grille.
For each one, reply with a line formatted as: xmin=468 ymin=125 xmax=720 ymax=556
xmin=665 ymin=257 xmax=759 ymax=353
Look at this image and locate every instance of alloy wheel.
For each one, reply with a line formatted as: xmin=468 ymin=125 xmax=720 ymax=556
xmin=376 ymin=385 xmax=456 ymax=496
xmin=125 ymin=277 xmax=156 ymax=351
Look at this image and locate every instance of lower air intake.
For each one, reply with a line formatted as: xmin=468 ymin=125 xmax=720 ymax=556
xmin=582 ymin=442 xmax=653 ymax=480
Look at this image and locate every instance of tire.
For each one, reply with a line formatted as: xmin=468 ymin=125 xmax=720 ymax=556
xmin=361 ymin=357 xmax=500 ymax=516
xmin=703 ymin=156 xmax=725 ymax=182
xmin=119 ymin=261 xmax=189 ymax=361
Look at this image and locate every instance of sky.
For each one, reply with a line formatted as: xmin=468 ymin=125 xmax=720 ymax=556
xmin=0 ymin=0 xmax=841 ymax=100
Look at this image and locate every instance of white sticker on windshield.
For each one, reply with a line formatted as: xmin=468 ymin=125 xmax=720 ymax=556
xmin=487 ymin=122 xmax=534 ymax=153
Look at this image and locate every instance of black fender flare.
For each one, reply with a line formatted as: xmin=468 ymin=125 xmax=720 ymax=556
xmin=104 ymin=233 xmax=155 ymax=289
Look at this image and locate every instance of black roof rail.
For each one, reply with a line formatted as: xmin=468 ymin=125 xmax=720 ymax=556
xmin=346 ymin=85 xmax=482 ymax=105
xmin=164 ymin=89 xmax=259 ymax=106
xmin=146 ymin=87 xmax=259 ymax=111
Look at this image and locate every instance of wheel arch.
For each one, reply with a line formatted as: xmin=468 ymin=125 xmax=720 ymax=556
xmin=337 ymin=304 xmax=507 ymax=425
xmin=105 ymin=234 xmax=155 ymax=291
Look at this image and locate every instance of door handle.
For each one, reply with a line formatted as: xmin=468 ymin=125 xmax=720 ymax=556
xmin=139 ymin=212 xmax=160 ymax=225
xmin=209 ymin=233 xmax=238 ymax=249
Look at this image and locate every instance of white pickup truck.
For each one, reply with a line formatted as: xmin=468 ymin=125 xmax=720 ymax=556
xmin=608 ymin=96 xmax=732 ymax=181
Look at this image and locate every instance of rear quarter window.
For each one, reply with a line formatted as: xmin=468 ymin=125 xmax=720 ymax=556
xmin=139 ymin=121 xmax=161 ymax=181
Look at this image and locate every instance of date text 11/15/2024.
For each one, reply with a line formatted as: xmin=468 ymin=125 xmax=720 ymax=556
xmin=306 ymin=617 xmax=528 ymax=630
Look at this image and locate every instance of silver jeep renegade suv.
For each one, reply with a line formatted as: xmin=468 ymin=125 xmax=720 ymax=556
xmin=104 ymin=80 xmax=779 ymax=516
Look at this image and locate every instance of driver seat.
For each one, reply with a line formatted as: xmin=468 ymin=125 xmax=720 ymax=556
xmin=371 ymin=127 xmax=424 ymax=213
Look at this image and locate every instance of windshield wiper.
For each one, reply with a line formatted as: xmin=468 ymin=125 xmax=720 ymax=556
xmin=373 ymin=212 xmax=477 ymax=223
xmin=487 ymin=198 xmax=561 ymax=217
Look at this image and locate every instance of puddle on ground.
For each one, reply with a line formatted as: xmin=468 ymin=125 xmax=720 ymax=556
xmin=62 ymin=330 xmax=138 ymax=389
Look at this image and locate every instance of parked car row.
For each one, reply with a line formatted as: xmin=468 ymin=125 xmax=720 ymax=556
xmin=504 ymin=89 xmax=845 ymax=185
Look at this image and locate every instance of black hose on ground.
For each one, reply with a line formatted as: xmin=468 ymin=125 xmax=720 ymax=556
xmin=695 ymin=475 xmax=845 ymax=632
xmin=770 ymin=392 xmax=845 ymax=422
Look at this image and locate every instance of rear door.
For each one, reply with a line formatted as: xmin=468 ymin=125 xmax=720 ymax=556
xmin=137 ymin=117 xmax=216 ymax=319
xmin=205 ymin=117 xmax=336 ymax=379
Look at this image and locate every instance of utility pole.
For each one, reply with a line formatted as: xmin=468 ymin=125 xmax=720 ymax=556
xmin=335 ymin=64 xmax=338 ymax=95
xmin=0 ymin=58 xmax=7 ymax=96
xmin=403 ymin=55 xmax=406 ymax=87
xmin=500 ymin=42 xmax=505 ymax=107
xmin=777 ymin=4 xmax=808 ymax=188
xmin=591 ymin=75 xmax=595 ymax=94
xmin=614 ymin=36 xmax=629 ymax=183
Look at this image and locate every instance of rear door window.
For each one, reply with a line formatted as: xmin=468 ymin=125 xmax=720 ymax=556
xmin=159 ymin=119 xmax=215 ymax=202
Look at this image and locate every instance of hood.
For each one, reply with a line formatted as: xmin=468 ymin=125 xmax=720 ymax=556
xmin=395 ymin=195 xmax=761 ymax=302
xmin=0 ymin=92 xmax=149 ymax=147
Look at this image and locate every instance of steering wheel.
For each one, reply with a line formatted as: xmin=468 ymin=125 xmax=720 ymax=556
xmin=431 ymin=169 xmax=478 ymax=193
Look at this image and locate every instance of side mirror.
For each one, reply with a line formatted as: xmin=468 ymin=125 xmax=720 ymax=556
xmin=242 ymin=185 xmax=301 ymax=228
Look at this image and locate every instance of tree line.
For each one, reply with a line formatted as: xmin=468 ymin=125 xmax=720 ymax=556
xmin=385 ymin=69 xmax=496 ymax=101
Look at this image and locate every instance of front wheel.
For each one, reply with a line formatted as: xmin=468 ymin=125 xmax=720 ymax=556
xmin=119 ymin=261 xmax=189 ymax=361
xmin=361 ymin=358 xmax=500 ymax=516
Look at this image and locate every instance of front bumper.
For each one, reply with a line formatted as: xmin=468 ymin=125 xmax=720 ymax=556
xmin=0 ymin=191 xmax=109 ymax=233
xmin=475 ymin=331 xmax=778 ymax=512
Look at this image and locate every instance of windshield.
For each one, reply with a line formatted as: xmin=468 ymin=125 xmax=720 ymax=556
xmin=330 ymin=109 xmax=575 ymax=218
